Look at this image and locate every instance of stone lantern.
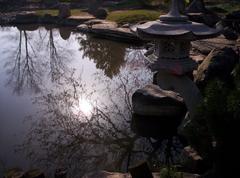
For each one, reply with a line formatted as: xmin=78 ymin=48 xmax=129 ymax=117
xmin=131 ymin=0 xmax=220 ymax=119
xmin=129 ymin=1 xmax=221 ymax=170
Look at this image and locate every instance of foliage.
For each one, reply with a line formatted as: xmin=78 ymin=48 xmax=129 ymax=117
xmin=160 ymin=166 xmax=183 ymax=178
xmin=183 ymin=60 xmax=240 ymax=177
xmin=206 ymin=1 xmax=240 ymax=14
xmin=108 ymin=0 xmax=143 ymax=10
xmin=107 ymin=10 xmax=162 ymax=25
xmin=140 ymin=0 xmax=163 ymax=7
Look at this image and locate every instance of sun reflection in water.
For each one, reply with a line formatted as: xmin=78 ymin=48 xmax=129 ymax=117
xmin=72 ymin=98 xmax=93 ymax=116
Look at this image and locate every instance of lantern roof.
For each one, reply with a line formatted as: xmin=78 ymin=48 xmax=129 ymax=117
xmin=131 ymin=0 xmax=220 ymax=40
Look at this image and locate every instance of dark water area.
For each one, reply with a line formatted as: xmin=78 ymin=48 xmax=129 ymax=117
xmin=0 ymin=25 xmax=154 ymax=177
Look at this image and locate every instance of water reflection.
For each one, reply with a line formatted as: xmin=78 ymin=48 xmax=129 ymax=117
xmin=58 ymin=27 xmax=73 ymax=40
xmin=0 ymin=25 xmax=166 ymax=177
xmin=78 ymin=35 xmax=128 ymax=78
xmin=47 ymin=27 xmax=69 ymax=82
xmin=4 ymin=29 xmax=42 ymax=95
xmin=20 ymin=70 xmax=152 ymax=177
xmin=3 ymin=25 xmax=73 ymax=95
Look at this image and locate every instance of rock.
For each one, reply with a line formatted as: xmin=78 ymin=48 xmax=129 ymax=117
xmin=187 ymin=12 xmax=220 ymax=27
xmin=65 ymin=15 xmax=95 ymax=26
xmin=223 ymin=27 xmax=239 ymax=41
xmin=84 ymin=19 xmax=107 ymax=27
xmin=58 ymin=4 xmax=71 ymax=19
xmin=186 ymin=0 xmax=220 ymax=27
xmin=181 ymin=146 xmax=210 ymax=174
xmin=132 ymin=84 xmax=186 ymax=117
xmin=4 ymin=168 xmax=25 ymax=178
xmin=24 ymin=169 xmax=45 ymax=178
xmin=93 ymin=8 xmax=108 ymax=19
xmin=77 ymin=20 xmax=142 ymax=43
xmin=121 ymin=23 xmax=130 ymax=28
xmin=194 ymin=48 xmax=239 ymax=88
xmin=131 ymin=84 xmax=187 ymax=138
xmin=202 ymin=12 xmax=221 ymax=27
xmin=192 ymin=35 xmax=240 ymax=56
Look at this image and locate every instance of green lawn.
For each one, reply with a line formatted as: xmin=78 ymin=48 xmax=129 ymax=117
xmin=107 ymin=9 xmax=162 ymax=25
xmin=35 ymin=9 xmax=87 ymax=16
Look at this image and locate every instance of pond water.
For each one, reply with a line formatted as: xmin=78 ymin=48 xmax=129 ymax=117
xmin=0 ymin=25 xmax=153 ymax=177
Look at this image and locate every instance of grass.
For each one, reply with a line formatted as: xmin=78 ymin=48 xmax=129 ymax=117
xmin=107 ymin=9 xmax=162 ymax=25
xmin=35 ymin=9 xmax=87 ymax=16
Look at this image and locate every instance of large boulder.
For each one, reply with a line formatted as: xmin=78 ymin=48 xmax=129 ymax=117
xmin=187 ymin=12 xmax=220 ymax=27
xmin=131 ymin=84 xmax=187 ymax=138
xmin=58 ymin=4 xmax=71 ymax=19
xmin=194 ymin=48 xmax=239 ymax=89
xmin=132 ymin=84 xmax=186 ymax=117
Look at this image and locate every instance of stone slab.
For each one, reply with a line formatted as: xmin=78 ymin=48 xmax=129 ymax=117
xmin=76 ymin=20 xmax=142 ymax=43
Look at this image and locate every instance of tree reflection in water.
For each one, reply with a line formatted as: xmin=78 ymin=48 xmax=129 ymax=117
xmin=1 ymin=26 xmax=183 ymax=176
xmin=47 ymin=27 xmax=70 ymax=83
xmin=78 ymin=35 xmax=129 ymax=78
xmin=20 ymin=68 xmax=154 ymax=177
xmin=5 ymin=29 xmax=42 ymax=95
xmin=4 ymin=26 xmax=72 ymax=95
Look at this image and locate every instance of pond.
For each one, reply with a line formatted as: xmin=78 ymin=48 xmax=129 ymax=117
xmin=0 ymin=25 xmax=154 ymax=177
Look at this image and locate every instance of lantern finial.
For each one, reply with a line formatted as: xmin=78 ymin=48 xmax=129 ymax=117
xmin=160 ymin=0 xmax=188 ymax=22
